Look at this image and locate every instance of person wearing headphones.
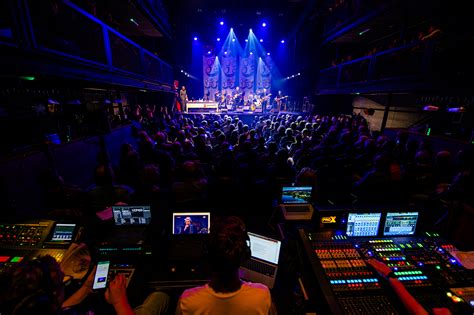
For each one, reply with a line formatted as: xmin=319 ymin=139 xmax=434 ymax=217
xmin=176 ymin=216 xmax=277 ymax=314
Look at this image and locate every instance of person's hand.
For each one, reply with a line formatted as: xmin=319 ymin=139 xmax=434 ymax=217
xmin=105 ymin=274 xmax=128 ymax=306
xmin=82 ymin=266 xmax=96 ymax=292
xmin=105 ymin=274 xmax=133 ymax=315
xmin=366 ymin=258 xmax=393 ymax=279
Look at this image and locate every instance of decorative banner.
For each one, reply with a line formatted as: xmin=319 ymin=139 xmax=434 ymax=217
xmin=256 ymin=56 xmax=272 ymax=91
xmin=220 ymin=54 xmax=238 ymax=96
xmin=239 ymin=54 xmax=256 ymax=101
xmin=203 ymin=56 xmax=219 ymax=101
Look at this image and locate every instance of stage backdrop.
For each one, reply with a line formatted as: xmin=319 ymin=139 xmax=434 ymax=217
xmin=203 ymin=55 xmax=219 ymax=101
xmin=239 ymin=54 xmax=256 ymax=101
xmin=256 ymin=55 xmax=273 ymax=92
xmin=203 ymin=53 xmax=273 ymax=99
xmin=220 ymin=54 xmax=238 ymax=97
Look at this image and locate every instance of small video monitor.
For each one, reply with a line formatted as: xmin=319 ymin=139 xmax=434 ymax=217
xmin=383 ymin=212 xmax=419 ymax=236
xmin=172 ymin=212 xmax=210 ymax=234
xmin=281 ymin=186 xmax=312 ymax=204
xmin=50 ymin=223 xmax=76 ymax=242
xmin=346 ymin=213 xmax=381 ymax=237
xmin=112 ymin=205 xmax=152 ymax=226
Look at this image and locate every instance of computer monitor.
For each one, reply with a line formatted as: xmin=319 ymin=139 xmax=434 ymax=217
xmin=383 ymin=212 xmax=419 ymax=236
xmin=172 ymin=212 xmax=210 ymax=234
xmin=346 ymin=213 xmax=382 ymax=237
xmin=281 ymin=186 xmax=312 ymax=204
xmin=112 ymin=205 xmax=152 ymax=226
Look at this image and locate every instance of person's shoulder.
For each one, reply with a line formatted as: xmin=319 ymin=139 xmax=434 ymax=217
xmin=180 ymin=284 xmax=209 ymax=299
xmin=241 ymin=281 xmax=270 ymax=292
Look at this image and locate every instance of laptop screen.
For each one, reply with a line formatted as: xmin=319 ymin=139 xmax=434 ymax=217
xmin=112 ymin=205 xmax=152 ymax=226
xmin=346 ymin=212 xmax=381 ymax=237
xmin=172 ymin=212 xmax=210 ymax=234
xmin=383 ymin=212 xmax=419 ymax=236
xmin=281 ymin=186 xmax=312 ymax=204
xmin=248 ymin=232 xmax=281 ymax=264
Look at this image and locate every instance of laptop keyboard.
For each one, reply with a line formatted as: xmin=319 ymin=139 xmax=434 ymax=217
xmin=286 ymin=205 xmax=310 ymax=212
xmin=241 ymin=259 xmax=276 ymax=276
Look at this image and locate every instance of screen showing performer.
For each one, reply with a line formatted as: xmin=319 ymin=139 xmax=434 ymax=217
xmin=172 ymin=212 xmax=210 ymax=234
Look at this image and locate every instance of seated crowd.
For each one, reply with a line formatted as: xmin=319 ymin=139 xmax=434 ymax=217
xmin=1 ymin=108 xmax=472 ymax=314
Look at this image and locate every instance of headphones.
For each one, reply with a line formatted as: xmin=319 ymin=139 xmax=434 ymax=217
xmin=206 ymin=216 xmax=251 ymax=266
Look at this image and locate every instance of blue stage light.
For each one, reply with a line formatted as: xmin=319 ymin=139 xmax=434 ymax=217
xmin=208 ymin=51 xmax=211 ymax=54
xmin=232 ymin=38 xmax=236 ymax=42
xmin=262 ymin=22 xmax=266 ymax=27
xmin=245 ymin=39 xmax=248 ymax=42
xmin=259 ymin=39 xmax=263 ymax=42
xmin=267 ymin=52 xmax=270 ymax=55
xmin=217 ymin=37 xmax=220 ymax=41
xmin=220 ymin=21 xmax=224 ymax=25
xmin=193 ymin=37 xmax=198 ymax=41
xmin=281 ymin=39 xmax=285 ymax=44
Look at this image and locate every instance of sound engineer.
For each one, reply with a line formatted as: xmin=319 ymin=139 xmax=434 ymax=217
xmin=0 ymin=255 xmax=169 ymax=315
xmin=366 ymin=259 xmax=452 ymax=315
xmin=175 ymin=216 xmax=277 ymax=315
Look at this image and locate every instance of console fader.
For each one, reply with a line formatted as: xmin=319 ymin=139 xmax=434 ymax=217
xmin=300 ymin=230 xmax=473 ymax=314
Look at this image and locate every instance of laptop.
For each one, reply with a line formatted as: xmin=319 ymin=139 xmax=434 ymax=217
xmin=109 ymin=205 xmax=152 ymax=244
xmin=279 ymin=185 xmax=315 ymax=220
xmin=239 ymin=232 xmax=282 ymax=289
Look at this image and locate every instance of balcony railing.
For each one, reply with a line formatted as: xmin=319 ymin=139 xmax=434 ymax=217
xmin=2 ymin=0 xmax=173 ymax=89
xmin=319 ymin=41 xmax=434 ymax=89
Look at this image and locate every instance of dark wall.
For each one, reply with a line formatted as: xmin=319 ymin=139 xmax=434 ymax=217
xmin=314 ymin=94 xmax=354 ymax=115
xmin=0 ymin=126 xmax=137 ymax=219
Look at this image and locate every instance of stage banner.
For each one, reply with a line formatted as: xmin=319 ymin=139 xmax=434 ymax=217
xmin=256 ymin=56 xmax=273 ymax=91
xmin=203 ymin=55 xmax=219 ymax=101
xmin=220 ymin=54 xmax=238 ymax=96
xmin=239 ymin=54 xmax=256 ymax=101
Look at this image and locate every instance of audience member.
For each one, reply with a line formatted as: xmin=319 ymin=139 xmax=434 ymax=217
xmin=176 ymin=216 xmax=276 ymax=315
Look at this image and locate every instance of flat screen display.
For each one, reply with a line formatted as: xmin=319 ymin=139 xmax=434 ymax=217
xmin=172 ymin=212 xmax=210 ymax=234
xmin=112 ymin=206 xmax=151 ymax=226
xmin=383 ymin=212 xmax=419 ymax=236
xmin=346 ymin=213 xmax=381 ymax=237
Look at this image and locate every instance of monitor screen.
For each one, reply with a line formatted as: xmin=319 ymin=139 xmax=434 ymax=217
xmin=346 ymin=213 xmax=381 ymax=237
xmin=281 ymin=186 xmax=312 ymax=204
xmin=248 ymin=232 xmax=281 ymax=264
xmin=383 ymin=212 xmax=419 ymax=236
xmin=172 ymin=212 xmax=210 ymax=234
xmin=50 ymin=223 xmax=76 ymax=242
xmin=112 ymin=206 xmax=152 ymax=226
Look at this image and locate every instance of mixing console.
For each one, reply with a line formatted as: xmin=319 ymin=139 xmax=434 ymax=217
xmin=300 ymin=229 xmax=473 ymax=314
xmin=0 ymin=220 xmax=75 ymax=275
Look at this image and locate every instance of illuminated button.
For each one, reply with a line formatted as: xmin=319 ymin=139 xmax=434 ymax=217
xmin=11 ymin=256 xmax=23 ymax=263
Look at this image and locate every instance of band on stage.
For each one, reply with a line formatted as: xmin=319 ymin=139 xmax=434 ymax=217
xmin=211 ymin=88 xmax=288 ymax=113
xmin=175 ymin=83 xmax=299 ymax=113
